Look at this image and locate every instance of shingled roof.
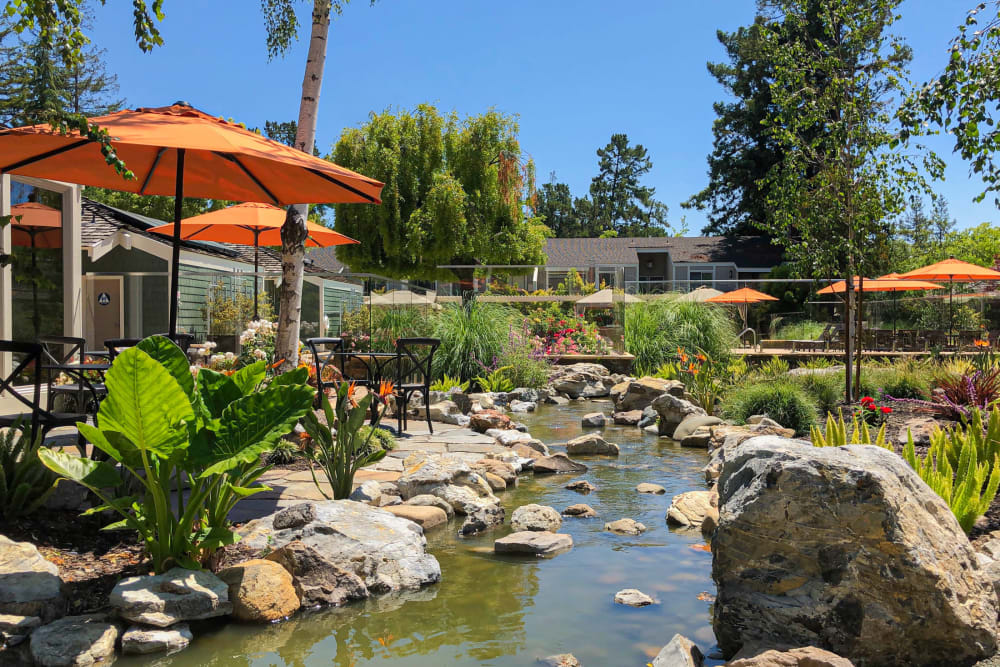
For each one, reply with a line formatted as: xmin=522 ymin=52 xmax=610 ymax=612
xmin=543 ymin=236 xmax=783 ymax=268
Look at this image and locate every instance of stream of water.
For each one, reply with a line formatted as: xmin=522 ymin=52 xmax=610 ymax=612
xmin=119 ymin=400 xmax=721 ymax=666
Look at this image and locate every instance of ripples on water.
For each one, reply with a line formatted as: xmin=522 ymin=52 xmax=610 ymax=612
xmin=118 ymin=400 xmax=722 ymax=667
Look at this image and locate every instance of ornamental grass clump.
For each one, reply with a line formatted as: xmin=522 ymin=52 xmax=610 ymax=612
xmin=432 ymin=301 xmax=517 ymax=381
xmin=721 ymin=380 xmax=818 ymax=435
xmin=624 ymin=299 xmax=736 ymax=374
xmin=38 ymin=336 xmax=315 ymax=572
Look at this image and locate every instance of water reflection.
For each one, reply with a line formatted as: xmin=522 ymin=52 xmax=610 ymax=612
xmin=119 ymin=401 xmax=721 ymax=666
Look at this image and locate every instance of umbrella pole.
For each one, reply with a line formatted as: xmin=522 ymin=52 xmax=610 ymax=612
xmin=30 ymin=230 xmax=39 ymax=339
xmin=949 ymin=278 xmax=954 ymax=343
xmin=168 ymin=148 xmax=186 ymax=337
xmin=252 ymin=229 xmax=260 ymax=321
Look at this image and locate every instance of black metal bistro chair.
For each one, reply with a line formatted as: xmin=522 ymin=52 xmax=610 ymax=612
xmin=38 ymin=335 xmax=107 ymax=413
xmin=393 ymin=338 xmax=440 ymax=435
xmin=0 ymin=340 xmax=90 ymax=450
xmin=306 ymin=337 xmax=345 ymax=406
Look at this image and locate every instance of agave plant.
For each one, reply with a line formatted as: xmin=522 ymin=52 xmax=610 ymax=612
xmin=1 ymin=423 xmax=57 ymax=519
xmin=38 ymin=336 xmax=314 ymax=572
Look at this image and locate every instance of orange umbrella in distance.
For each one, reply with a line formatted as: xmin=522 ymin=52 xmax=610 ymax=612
xmin=147 ymin=202 xmax=358 ymax=319
xmin=817 ymin=275 xmax=944 ymax=335
xmin=707 ymin=287 xmax=778 ymax=330
xmin=9 ymin=202 xmax=62 ymax=337
xmin=897 ymin=257 xmax=1000 ymax=335
xmin=0 ymin=102 xmax=384 ymax=334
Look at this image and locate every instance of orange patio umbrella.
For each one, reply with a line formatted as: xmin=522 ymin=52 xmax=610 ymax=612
xmin=707 ymin=287 xmax=778 ymax=330
xmin=897 ymin=257 xmax=1000 ymax=335
xmin=147 ymin=202 xmax=358 ymax=319
xmin=817 ymin=275 xmax=944 ymax=335
xmin=0 ymin=103 xmax=384 ymax=334
xmin=9 ymin=202 xmax=62 ymax=337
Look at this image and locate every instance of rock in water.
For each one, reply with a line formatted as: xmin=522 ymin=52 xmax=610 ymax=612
xmin=236 ymin=500 xmax=441 ymax=593
xmin=727 ymin=645 xmax=854 ymax=666
xmin=604 ymin=518 xmax=647 ymax=535
xmin=511 ymin=504 xmax=562 ymax=532
xmin=29 ymin=614 xmax=118 ymax=667
xmin=494 ymin=531 xmax=573 ymax=556
xmin=110 ymin=568 xmax=232 ymax=627
xmin=0 ymin=535 xmax=63 ymax=621
xmin=562 ymin=504 xmax=597 ymax=518
xmin=121 ymin=623 xmax=193 ymax=655
xmin=217 ymin=559 xmax=300 ymax=623
xmin=533 ymin=453 xmax=588 ymax=474
xmin=651 ymin=633 xmax=704 ymax=667
xmin=666 ymin=490 xmax=716 ymax=527
xmin=636 ymin=482 xmax=666 ymax=494
xmin=613 ymin=410 xmax=644 ymax=425
xmin=581 ymin=412 xmax=608 ymax=427
xmin=565 ymin=433 xmax=620 ymax=457
xmin=652 ymin=394 xmax=707 ymax=437
xmin=565 ymin=479 xmax=596 ymax=493
xmin=265 ymin=541 xmax=368 ymax=608
xmin=613 ymin=588 xmax=655 ymax=606
xmin=712 ymin=436 xmax=998 ymax=665
xmin=538 ymin=654 xmax=581 ymax=667
xmin=459 ymin=504 xmax=505 ymax=536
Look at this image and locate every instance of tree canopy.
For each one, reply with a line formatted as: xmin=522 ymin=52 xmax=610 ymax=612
xmin=330 ymin=104 xmax=549 ymax=282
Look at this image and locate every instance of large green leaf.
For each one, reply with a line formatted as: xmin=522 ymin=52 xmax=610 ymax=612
xmin=270 ymin=366 xmax=309 ymax=388
xmin=38 ymin=448 xmax=122 ymax=489
xmin=194 ymin=383 xmax=314 ymax=476
xmin=138 ymin=336 xmax=195 ymax=399
xmin=196 ymin=369 xmax=243 ymax=420
xmin=231 ymin=362 xmax=266 ymax=395
xmin=97 ymin=347 xmax=193 ymax=459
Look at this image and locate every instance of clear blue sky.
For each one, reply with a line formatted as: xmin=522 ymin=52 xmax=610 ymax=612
xmin=89 ymin=0 xmax=993 ymax=233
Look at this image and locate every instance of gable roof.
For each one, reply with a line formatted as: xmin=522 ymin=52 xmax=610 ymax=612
xmin=543 ymin=236 xmax=784 ymax=268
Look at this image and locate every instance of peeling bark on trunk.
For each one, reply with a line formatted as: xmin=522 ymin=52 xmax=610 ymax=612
xmin=275 ymin=0 xmax=332 ymax=372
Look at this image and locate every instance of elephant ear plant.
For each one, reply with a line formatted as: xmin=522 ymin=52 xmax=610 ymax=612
xmin=303 ymin=380 xmax=393 ymax=500
xmin=38 ymin=335 xmax=314 ymax=573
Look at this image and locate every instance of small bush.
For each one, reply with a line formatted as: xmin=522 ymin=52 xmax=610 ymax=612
xmin=793 ymin=371 xmax=843 ymax=414
xmin=358 ymin=426 xmax=396 ymax=453
xmin=755 ymin=356 xmax=790 ymax=378
xmin=774 ymin=320 xmax=826 ymax=341
xmin=722 ymin=381 xmax=818 ymax=435
xmin=432 ymin=301 xmax=517 ymax=381
xmin=877 ymin=368 xmax=931 ymax=400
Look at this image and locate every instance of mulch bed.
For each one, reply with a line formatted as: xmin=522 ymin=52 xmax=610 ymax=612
xmin=3 ymin=509 xmax=148 ymax=615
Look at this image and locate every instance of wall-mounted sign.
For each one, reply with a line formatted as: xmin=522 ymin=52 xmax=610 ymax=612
xmin=97 ymin=292 xmax=111 ymax=306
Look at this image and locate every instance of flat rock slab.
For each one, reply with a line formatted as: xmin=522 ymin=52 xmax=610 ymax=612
xmin=533 ymin=453 xmax=588 ymax=474
xmin=384 ymin=504 xmax=448 ymax=530
xmin=636 ymin=482 xmax=666 ymax=494
xmin=604 ymin=518 xmax=647 ymax=535
xmin=110 ymin=567 xmax=232 ymax=628
xmin=562 ymin=504 xmax=597 ymax=518
xmin=121 ymin=623 xmax=192 ymax=655
xmin=494 ymin=531 xmax=573 ymax=556
xmin=565 ymin=479 xmax=596 ymax=493
xmin=30 ymin=614 xmax=118 ymax=667
xmin=0 ymin=535 xmax=63 ymax=620
xmin=614 ymin=588 xmax=655 ymax=607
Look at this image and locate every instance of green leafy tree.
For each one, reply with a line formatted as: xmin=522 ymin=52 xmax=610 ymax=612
xmin=535 ymin=174 xmax=591 ymax=237
xmin=684 ymin=20 xmax=784 ymax=236
xmin=588 ymin=133 xmax=671 ymax=237
xmin=755 ymin=0 xmax=932 ymax=401
xmin=330 ymin=104 xmax=548 ymax=287
xmin=901 ymin=2 xmax=1000 ymax=207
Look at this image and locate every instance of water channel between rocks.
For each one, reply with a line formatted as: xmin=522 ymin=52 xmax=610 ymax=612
xmin=117 ymin=400 xmax=721 ymax=667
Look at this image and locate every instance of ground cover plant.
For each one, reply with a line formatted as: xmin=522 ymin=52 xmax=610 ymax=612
xmin=38 ymin=336 xmax=315 ymax=573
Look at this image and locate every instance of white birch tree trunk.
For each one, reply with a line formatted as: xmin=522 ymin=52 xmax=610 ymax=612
xmin=275 ymin=0 xmax=331 ymax=371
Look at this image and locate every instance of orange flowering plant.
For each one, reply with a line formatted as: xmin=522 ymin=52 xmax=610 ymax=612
xmin=676 ymin=347 xmax=724 ymax=416
xmin=973 ymin=338 xmax=997 ymax=374
xmin=302 ymin=378 xmax=396 ymax=499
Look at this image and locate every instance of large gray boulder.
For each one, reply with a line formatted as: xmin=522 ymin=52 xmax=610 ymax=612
xmin=236 ymin=501 xmax=441 ymax=593
xmin=712 ymin=436 xmax=998 ymax=665
xmin=265 ymin=540 xmax=368 ymax=608
xmin=652 ymin=393 xmax=707 ymax=438
xmin=29 ymin=614 xmax=118 ymax=667
xmin=614 ymin=377 xmax=684 ymax=411
xmin=110 ymin=567 xmax=232 ymax=627
xmin=0 ymin=536 xmax=63 ymax=621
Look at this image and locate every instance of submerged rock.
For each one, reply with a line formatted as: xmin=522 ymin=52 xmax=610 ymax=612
xmin=712 ymin=436 xmax=998 ymax=665
xmin=538 ymin=654 xmax=581 ymax=667
xmin=111 ymin=567 xmax=232 ymax=627
xmin=511 ymin=504 xmax=562 ymax=532
xmin=29 ymin=614 xmax=118 ymax=667
xmin=236 ymin=501 xmax=441 ymax=593
xmin=613 ymin=588 xmax=655 ymax=606
xmin=121 ymin=623 xmax=192 ymax=655
xmin=604 ymin=518 xmax=647 ymax=535
xmin=562 ymin=504 xmax=597 ymax=518
xmin=636 ymin=482 xmax=666 ymax=494
xmin=494 ymin=531 xmax=573 ymax=556
xmin=565 ymin=479 xmax=596 ymax=493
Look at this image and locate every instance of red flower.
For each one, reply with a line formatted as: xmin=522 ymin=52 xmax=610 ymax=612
xmin=881 ymin=406 xmax=892 ymax=414
xmin=866 ymin=404 xmax=877 ymax=410
xmin=860 ymin=396 xmax=874 ymax=405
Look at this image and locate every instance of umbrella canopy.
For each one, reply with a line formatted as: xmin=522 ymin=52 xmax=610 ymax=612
xmin=378 ymin=289 xmax=436 ymax=306
xmin=146 ymin=202 xmax=357 ymax=247
xmin=677 ymin=286 xmax=723 ymax=302
xmin=9 ymin=201 xmax=61 ymax=249
xmin=0 ymin=103 xmax=384 ymax=334
xmin=146 ymin=202 xmax=358 ymax=319
xmin=896 ymin=257 xmax=1000 ymax=335
xmin=575 ymin=288 xmax=643 ymax=308
xmin=817 ymin=276 xmax=943 ymax=294
xmin=706 ymin=287 xmax=778 ymax=304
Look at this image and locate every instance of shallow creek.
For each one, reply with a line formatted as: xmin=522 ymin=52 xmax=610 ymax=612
xmin=118 ymin=400 xmax=722 ymax=666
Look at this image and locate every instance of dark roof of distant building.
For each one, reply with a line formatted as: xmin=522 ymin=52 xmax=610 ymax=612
xmin=542 ymin=236 xmax=783 ymax=268
xmin=305 ymin=246 xmax=350 ymax=274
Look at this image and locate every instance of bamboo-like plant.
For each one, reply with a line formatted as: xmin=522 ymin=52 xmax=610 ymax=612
xmin=303 ymin=380 xmax=393 ymax=500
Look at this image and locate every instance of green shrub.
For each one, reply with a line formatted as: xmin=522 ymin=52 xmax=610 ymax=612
xmin=793 ymin=371 xmax=843 ymax=414
xmin=358 ymin=426 xmax=396 ymax=453
xmin=624 ymin=299 xmax=736 ymax=374
xmin=430 ymin=374 xmax=470 ymax=392
xmin=1 ymin=424 xmax=57 ymax=519
xmin=264 ymin=438 xmax=303 ymax=465
xmin=774 ymin=320 xmax=826 ymax=341
xmin=474 ymin=366 xmax=515 ymax=393
xmin=500 ymin=348 xmax=550 ymax=389
xmin=755 ymin=356 xmax=790 ymax=378
xmin=39 ymin=336 xmax=315 ymax=573
xmin=876 ymin=368 xmax=931 ymax=400
xmin=433 ymin=301 xmax=517 ymax=380
xmin=722 ymin=380 xmax=818 ymax=435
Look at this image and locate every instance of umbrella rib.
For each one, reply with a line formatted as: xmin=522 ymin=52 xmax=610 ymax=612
xmin=139 ymin=147 xmax=167 ymax=195
xmin=1 ymin=139 xmax=91 ymax=172
xmin=305 ymin=167 xmax=379 ymax=203
xmin=212 ymin=152 xmax=279 ymax=205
